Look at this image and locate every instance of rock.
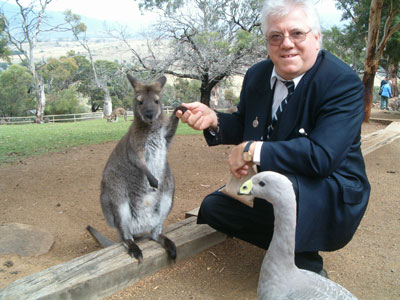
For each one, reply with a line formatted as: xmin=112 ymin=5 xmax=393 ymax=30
xmin=3 ymin=260 xmax=13 ymax=268
xmin=0 ymin=223 xmax=54 ymax=256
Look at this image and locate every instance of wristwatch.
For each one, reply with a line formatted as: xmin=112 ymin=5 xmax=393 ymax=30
xmin=243 ymin=141 xmax=255 ymax=162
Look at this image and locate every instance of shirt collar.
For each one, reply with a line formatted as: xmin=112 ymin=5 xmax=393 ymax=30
xmin=270 ymin=67 xmax=304 ymax=89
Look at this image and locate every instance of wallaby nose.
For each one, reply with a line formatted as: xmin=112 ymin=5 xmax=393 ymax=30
xmin=145 ymin=110 xmax=153 ymax=120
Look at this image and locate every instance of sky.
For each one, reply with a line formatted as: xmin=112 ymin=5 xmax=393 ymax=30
xmin=4 ymin=0 xmax=343 ymax=33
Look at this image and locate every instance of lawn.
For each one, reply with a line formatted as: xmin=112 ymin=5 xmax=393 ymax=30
xmin=0 ymin=119 xmax=199 ymax=164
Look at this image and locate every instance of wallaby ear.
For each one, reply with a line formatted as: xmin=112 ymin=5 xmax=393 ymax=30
xmin=127 ymin=74 xmax=139 ymax=90
xmin=157 ymin=76 xmax=167 ymax=89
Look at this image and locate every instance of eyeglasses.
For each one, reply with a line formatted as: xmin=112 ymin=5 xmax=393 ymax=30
xmin=266 ymin=29 xmax=312 ymax=46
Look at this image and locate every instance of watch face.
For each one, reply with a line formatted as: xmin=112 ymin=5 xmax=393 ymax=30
xmin=243 ymin=152 xmax=252 ymax=162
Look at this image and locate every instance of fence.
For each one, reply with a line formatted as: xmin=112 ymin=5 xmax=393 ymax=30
xmin=0 ymin=106 xmax=232 ymax=125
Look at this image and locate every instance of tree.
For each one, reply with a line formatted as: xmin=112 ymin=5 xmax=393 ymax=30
xmin=119 ymin=0 xmax=265 ymax=106
xmin=0 ymin=64 xmax=34 ymax=118
xmin=41 ymin=56 xmax=79 ymax=91
xmin=381 ymin=28 xmax=400 ymax=96
xmin=45 ymin=86 xmax=85 ymax=115
xmin=65 ymin=10 xmax=114 ymax=117
xmin=322 ymin=26 xmax=365 ymax=72
xmin=0 ymin=15 xmax=11 ymax=62
xmin=173 ymin=78 xmax=201 ymax=103
xmin=1 ymin=0 xmax=68 ymax=122
xmin=335 ymin=0 xmax=400 ymax=121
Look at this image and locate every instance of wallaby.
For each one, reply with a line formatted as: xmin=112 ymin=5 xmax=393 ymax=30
xmin=106 ymin=107 xmax=128 ymax=122
xmin=87 ymin=74 xmax=186 ymax=263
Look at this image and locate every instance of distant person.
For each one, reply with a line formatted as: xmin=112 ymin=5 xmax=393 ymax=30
xmin=380 ymin=76 xmax=388 ymax=89
xmin=379 ymin=76 xmax=388 ymax=97
xmin=380 ymin=80 xmax=392 ymax=110
xmin=177 ymin=0 xmax=369 ymax=277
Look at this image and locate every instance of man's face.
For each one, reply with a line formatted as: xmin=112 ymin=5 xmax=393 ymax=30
xmin=266 ymin=9 xmax=321 ymax=80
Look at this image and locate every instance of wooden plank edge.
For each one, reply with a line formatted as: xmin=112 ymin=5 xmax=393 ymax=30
xmin=185 ymin=207 xmax=200 ymax=218
xmin=362 ymin=122 xmax=400 ymax=156
xmin=0 ymin=217 xmax=227 ymax=300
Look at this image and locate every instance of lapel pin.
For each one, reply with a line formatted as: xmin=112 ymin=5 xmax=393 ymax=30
xmin=252 ymin=117 xmax=259 ymax=128
xmin=299 ymin=128 xmax=308 ymax=136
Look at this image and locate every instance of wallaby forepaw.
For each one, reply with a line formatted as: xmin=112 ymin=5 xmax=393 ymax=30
xmin=148 ymin=175 xmax=158 ymax=189
xmin=174 ymin=105 xmax=187 ymax=115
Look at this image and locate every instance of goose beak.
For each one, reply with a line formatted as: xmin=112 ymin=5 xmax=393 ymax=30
xmin=238 ymin=179 xmax=253 ymax=195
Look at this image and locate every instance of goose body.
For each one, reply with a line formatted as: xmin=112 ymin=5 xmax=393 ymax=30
xmin=239 ymin=171 xmax=357 ymax=300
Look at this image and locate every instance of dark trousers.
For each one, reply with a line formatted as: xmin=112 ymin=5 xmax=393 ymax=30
xmin=197 ymin=188 xmax=323 ymax=274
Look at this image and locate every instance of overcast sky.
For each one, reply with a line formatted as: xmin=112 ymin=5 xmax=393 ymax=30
xmin=4 ymin=0 xmax=343 ymax=33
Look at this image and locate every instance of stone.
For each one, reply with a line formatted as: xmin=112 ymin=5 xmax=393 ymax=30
xmin=0 ymin=223 xmax=54 ymax=256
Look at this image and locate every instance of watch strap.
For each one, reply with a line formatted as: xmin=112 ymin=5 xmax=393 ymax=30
xmin=243 ymin=140 xmax=254 ymax=153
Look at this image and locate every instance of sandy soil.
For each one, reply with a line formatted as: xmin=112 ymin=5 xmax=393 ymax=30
xmin=0 ymin=108 xmax=399 ymax=299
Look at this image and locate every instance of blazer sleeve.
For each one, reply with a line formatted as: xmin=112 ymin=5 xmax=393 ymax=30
xmin=204 ymin=73 xmax=250 ymax=146
xmin=259 ymin=64 xmax=364 ymax=178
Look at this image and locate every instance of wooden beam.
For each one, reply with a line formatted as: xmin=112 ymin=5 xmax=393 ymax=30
xmin=362 ymin=122 xmax=400 ymax=156
xmin=0 ymin=217 xmax=226 ymax=300
xmin=185 ymin=207 xmax=200 ymax=219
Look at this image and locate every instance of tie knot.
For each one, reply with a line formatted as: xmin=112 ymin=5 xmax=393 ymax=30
xmin=283 ymin=80 xmax=295 ymax=94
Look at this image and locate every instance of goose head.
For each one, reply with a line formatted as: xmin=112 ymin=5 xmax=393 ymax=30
xmin=238 ymin=171 xmax=295 ymax=206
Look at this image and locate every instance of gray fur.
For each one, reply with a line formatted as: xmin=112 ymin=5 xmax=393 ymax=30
xmin=94 ymin=74 xmax=185 ymax=263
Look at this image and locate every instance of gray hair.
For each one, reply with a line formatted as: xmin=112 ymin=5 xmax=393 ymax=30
xmin=260 ymin=0 xmax=322 ymax=45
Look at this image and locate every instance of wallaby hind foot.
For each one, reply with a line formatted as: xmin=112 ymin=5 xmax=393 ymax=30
xmin=151 ymin=233 xmax=177 ymax=261
xmin=161 ymin=235 xmax=177 ymax=261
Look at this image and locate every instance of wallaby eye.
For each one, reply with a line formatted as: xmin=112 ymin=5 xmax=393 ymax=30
xmin=155 ymin=100 xmax=159 ymax=104
xmin=259 ymin=181 xmax=266 ymax=187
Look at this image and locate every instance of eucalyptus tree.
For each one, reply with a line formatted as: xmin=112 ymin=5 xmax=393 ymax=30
xmin=64 ymin=10 xmax=114 ymax=116
xmin=335 ymin=0 xmax=400 ymax=121
xmin=0 ymin=15 xmax=11 ymax=62
xmin=41 ymin=56 xmax=79 ymax=91
xmin=120 ymin=0 xmax=265 ymax=106
xmin=1 ymin=0 xmax=68 ymax=122
xmin=381 ymin=27 xmax=400 ymax=96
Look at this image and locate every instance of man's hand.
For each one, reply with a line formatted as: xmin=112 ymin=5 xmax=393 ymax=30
xmin=175 ymin=102 xmax=218 ymax=131
xmin=229 ymin=142 xmax=255 ymax=179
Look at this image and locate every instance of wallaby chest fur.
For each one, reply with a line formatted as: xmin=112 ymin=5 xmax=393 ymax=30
xmin=98 ymin=74 xmax=184 ymax=262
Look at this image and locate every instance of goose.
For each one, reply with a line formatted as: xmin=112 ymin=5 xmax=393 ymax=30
xmin=239 ymin=171 xmax=358 ymax=300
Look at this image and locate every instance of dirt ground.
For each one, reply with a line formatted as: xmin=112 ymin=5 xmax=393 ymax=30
xmin=0 ymin=108 xmax=399 ymax=299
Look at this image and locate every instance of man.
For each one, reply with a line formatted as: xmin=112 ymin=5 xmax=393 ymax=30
xmin=176 ymin=0 xmax=369 ymax=276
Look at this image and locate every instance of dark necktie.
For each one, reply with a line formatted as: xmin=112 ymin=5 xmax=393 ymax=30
xmin=267 ymin=80 xmax=295 ymax=139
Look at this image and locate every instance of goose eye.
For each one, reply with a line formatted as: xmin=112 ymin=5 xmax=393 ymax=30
xmin=259 ymin=181 xmax=265 ymax=187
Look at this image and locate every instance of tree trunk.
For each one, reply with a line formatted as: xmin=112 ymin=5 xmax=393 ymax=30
xmin=200 ymin=83 xmax=214 ymax=107
xmin=35 ymin=81 xmax=46 ymax=123
xmin=362 ymin=70 xmax=376 ymax=122
xmin=103 ymin=88 xmax=113 ymax=117
xmin=388 ymin=62 xmax=398 ymax=96
xmin=362 ymin=0 xmax=384 ymax=122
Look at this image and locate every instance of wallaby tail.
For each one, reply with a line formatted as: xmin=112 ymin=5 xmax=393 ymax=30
xmin=86 ymin=225 xmax=115 ymax=248
xmin=123 ymin=111 xmax=128 ymax=121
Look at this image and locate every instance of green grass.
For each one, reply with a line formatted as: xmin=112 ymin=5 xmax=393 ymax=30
xmin=0 ymin=119 xmax=200 ymax=164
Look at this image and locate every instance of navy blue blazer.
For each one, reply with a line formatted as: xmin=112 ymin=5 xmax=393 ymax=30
xmin=204 ymin=50 xmax=370 ymax=252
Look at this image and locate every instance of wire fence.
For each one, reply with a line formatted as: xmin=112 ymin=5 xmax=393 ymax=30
xmin=0 ymin=106 xmax=232 ymax=125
